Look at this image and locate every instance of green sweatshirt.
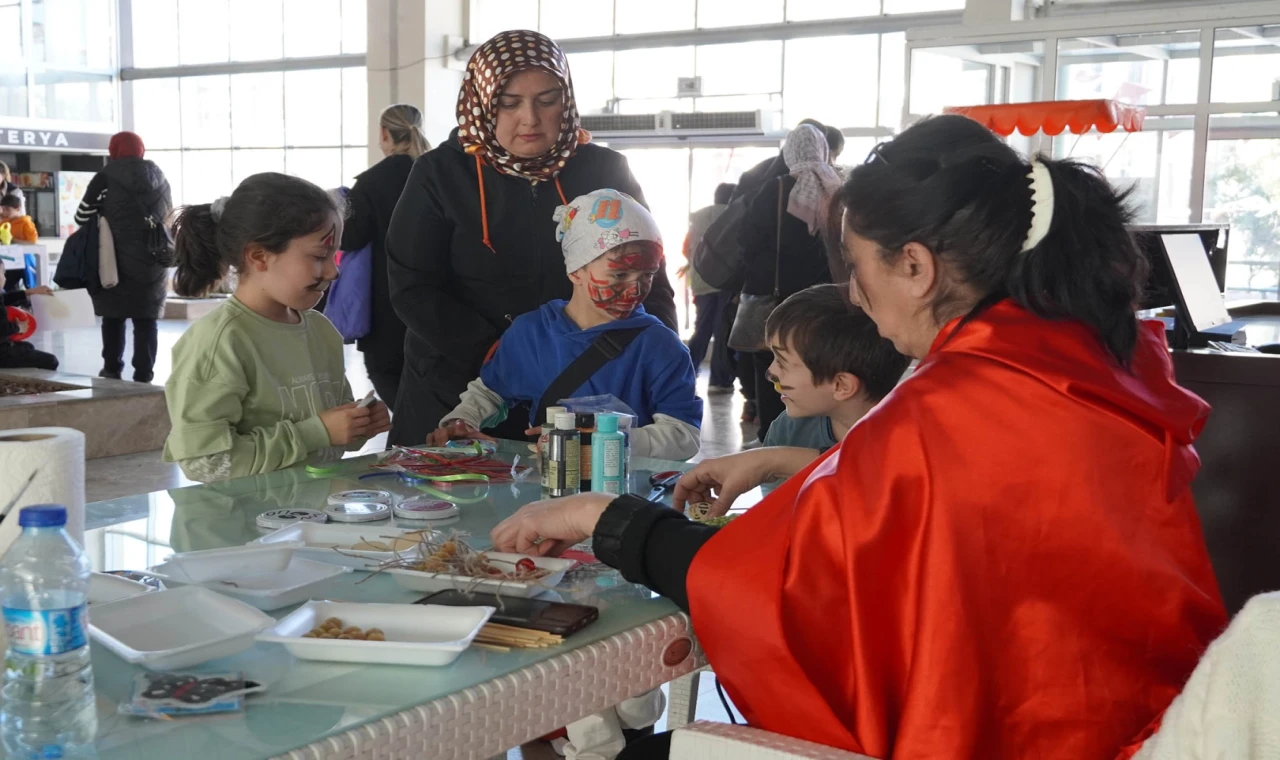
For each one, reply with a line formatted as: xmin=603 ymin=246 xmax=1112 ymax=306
xmin=163 ymin=296 xmax=353 ymax=482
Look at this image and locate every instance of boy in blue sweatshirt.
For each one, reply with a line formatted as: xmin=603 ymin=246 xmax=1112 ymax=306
xmin=428 ymin=189 xmax=702 ymax=461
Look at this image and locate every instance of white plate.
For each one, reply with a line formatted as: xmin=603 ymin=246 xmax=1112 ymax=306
xmin=150 ymin=556 xmax=351 ymax=611
xmin=89 ymin=586 xmax=274 ymax=670
xmin=384 ymin=552 xmax=574 ymax=599
xmin=159 ymin=543 xmax=303 ymax=584
xmin=258 ymin=600 xmax=493 ymax=666
xmin=253 ymin=523 xmax=432 ymax=570
xmin=88 ymin=573 xmax=154 ymax=605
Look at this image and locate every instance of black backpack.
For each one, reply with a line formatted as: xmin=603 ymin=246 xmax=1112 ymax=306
xmin=52 ymin=219 xmax=101 ymax=294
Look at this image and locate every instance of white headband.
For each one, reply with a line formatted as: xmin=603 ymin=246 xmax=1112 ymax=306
xmin=1021 ymin=157 xmax=1055 ymax=253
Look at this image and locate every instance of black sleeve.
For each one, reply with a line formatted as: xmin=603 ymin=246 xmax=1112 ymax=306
xmin=592 ymin=494 xmax=718 ymax=612
xmin=737 ymin=178 xmax=781 ymax=295
xmin=608 ymin=151 xmax=678 ymax=331
xmin=340 ymin=179 xmax=376 ymax=252
xmin=0 ymin=289 xmax=28 ymax=308
xmin=386 ymin=155 xmax=501 ymax=359
xmin=73 ymin=172 xmax=107 ymax=226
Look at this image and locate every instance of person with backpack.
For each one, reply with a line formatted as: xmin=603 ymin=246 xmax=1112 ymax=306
xmin=73 ymin=131 xmax=174 ymax=383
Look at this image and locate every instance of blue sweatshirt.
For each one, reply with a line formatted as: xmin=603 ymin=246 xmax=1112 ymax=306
xmin=480 ymin=301 xmax=703 ymax=430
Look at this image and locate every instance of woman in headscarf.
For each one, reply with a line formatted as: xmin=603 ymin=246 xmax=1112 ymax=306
xmin=386 ymin=30 xmax=677 ymax=445
xmin=736 ymin=123 xmax=839 ymax=443
xmin=74 ymin=130 xmax=174 ymax=383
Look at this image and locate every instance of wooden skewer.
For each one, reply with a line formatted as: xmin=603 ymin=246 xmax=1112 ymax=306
xmin=471 ymin=642 xmax=511 ymax=653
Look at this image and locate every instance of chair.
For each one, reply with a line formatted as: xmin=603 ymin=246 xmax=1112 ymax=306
xmin=670 ymin=721 xmax=875 ymax=760
xmin=1132 ymin=591 xmax=1280 ymax=760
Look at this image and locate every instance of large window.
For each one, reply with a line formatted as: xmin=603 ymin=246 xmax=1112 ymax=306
xmin=0 ymin=0 xmax=117 ymax=122
xmin=128 ymin=0 xmax=368 ymax=206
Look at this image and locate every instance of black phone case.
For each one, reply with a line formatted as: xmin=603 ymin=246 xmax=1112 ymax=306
xmin=416 ymin=590 xmax=599 ymax=636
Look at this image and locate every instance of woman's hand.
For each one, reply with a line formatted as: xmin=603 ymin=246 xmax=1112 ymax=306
xmin=424 ymin=419 xmax=495 ymax=447
xmin=320 ymin=403 xmax=372 ymax=446
xmin=25 ymin=286 xmax=52 ymax=296
xmin=490 ymin=492 xmax=613 ymax=557
xmin=673 ymin=447 xmax=820 ymax=517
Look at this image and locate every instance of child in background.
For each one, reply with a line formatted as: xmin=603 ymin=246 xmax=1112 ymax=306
xmin=0 ymin=195 xmax=38 ymax=242
xmin=163 ymin=173 xmax=390 ymax=483
xmin=428 ymin=188 xmax=702 ymax=461
xmin=0 ymin=283 xmax=57 ymax=370
xmin=764 ymin=284 xmax=909 ymax=453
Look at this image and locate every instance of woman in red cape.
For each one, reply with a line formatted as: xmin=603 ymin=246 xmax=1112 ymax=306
xmin=492 ymin=114 xmax=1226 ymax=759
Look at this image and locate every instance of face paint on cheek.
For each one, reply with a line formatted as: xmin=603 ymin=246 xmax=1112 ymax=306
xmin=586 ymin=274 xmax=649 ymax=318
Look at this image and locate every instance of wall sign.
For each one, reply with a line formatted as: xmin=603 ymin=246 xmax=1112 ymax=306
xmin=0 ymin=128 xmax=111 ymax=152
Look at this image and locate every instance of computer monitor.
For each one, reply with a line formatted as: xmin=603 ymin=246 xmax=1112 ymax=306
xmin=1134 ymin=224 xmax=1229 ymax=311
xmin=1160 ymin=232 xmax=1235 ymax=347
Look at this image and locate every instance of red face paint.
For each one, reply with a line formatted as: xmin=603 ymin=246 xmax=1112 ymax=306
xmin=586 ymin=245 xmax=663 ymax=319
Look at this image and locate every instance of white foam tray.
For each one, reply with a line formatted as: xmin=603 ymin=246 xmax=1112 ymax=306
xmin=149 ymin=556 xmax=351 ymax=611
xmin=384 ymin=552 xmax=574 ymax=599
xmin=159 ymin=542 xmax=303 ymax=584
xmin=88 ymin=573 xmax=154 ymax=605
xmin=253 ymin=523 xmax=431 ymax=570
xmin=258 ymin=600 xmax=493 ymax=666
xmin=89 ymin=586 xmax=274 ymax=670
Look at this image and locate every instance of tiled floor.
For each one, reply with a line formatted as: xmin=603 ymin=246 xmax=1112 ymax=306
xmin=23 ymin=319 xmax=747 ymax=756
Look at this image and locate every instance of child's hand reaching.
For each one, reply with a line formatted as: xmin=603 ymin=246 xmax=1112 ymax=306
xmin=365 ymin=400 xmax=392 ymax=438
xmin=320 ymin=403 xmax=373 ymax=446
xmin=425 ymin=419 xmax=495 ymax=447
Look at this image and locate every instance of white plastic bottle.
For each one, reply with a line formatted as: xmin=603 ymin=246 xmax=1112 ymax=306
xmin=0 ymin=505 xmax=97 ymax=759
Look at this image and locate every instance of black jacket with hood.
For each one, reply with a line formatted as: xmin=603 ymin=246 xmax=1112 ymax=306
xmin=385 ymin=129 xmax=677 ymax=445
xmin=78 ymin=157 xmax=173 ymax=320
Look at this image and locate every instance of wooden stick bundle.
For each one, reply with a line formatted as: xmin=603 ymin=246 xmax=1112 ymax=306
xmin=472 ymin=622 xmax=564 ymax=650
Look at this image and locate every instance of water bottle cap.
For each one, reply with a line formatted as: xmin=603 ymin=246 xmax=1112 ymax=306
xmin=18 ymin=504 xmax=67 ymax=528
xmin=597 ymin=413 xmax=619 ymax=433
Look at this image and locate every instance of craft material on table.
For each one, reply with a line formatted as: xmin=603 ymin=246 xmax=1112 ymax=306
xmin=121 ymin=672 xmax=265 ymax=718
xmin=472 ymin=623 xmax=564 ymax=651
xmin=645 ymin=470 xmax=682 ymax=502
xmin=377 ymin=445 xmax=533 ymax=484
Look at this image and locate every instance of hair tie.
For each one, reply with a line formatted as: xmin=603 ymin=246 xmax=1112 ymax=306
xmin=1021 ymin=157 xmax=1055 ymax=253
xmin=210 ymin=196 xmax=229 ymax=223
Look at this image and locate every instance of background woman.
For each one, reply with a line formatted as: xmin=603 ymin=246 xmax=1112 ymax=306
xmin=491 ymin=115 xmax=1226 ymax=759
xmin=75 ymin=131 xmax=173 ymax=383
xmin=737 ymin=123 xmax=839 ymax=442
xmin=340 ymin=104 xmax=430 ymax=410
xmin=0 ymin=161 xmax=23 ymax=213
xmin=386 ymin=30 xmax=677 ymax=446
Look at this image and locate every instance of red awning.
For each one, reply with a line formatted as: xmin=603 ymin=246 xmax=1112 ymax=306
xmin=943 ymin=99 xmax=1146 ymax=137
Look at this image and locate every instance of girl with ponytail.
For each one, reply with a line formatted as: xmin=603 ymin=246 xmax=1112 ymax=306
xmin=163 ymin=172 xmax=391 ymax=482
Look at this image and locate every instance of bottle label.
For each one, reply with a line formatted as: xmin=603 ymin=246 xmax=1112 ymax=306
xmin=565 ymin=440 xmax=580 ymax=485
xmin=3 ymin=604 xmax=88 ymax=655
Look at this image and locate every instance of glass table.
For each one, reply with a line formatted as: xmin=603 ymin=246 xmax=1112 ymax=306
xmin=73 ymin=443 xmax=711 ymax=759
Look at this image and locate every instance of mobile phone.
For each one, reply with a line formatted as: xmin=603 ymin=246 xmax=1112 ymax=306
xmin=356 ymin=391 xmax=377 ymax=409
xmin=415 ymin=589 xmax=599 ymax=636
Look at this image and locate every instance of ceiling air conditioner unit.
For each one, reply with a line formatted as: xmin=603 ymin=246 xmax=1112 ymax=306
xmin=668 ymin=110 xmax=771 ymax=137
xmin=580 ymin=113 xmax=664 ymax=138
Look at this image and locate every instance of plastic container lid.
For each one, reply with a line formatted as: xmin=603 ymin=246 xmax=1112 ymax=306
xmin=596 ymin=413 xmax=619 ymax=434
xmin=256 ymin=509 xmax=328 ymax=530
xmin=555 ymin=412 xmax=576 ymax=431
xmin=545 ymin=406 xmax=567 ymax=425
xmin=576 ymin=412 xmax=595 ymax=430
xmin=18 ymin=504 xmax=66 ymax=527
xmin=323 ymin=501 xmax=391 ymax=523
xmin=327 ymin=490 xmax=392 ymax=507
xmin=393 ymin=497 xmax=460 ymax=521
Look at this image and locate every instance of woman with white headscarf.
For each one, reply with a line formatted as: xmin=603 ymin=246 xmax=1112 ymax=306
xmin=735 ymin=123 xmax=839 ymax=442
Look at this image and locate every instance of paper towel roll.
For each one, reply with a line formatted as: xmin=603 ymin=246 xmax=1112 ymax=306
xmin=0 ymin=428 xmax=85 ymax=559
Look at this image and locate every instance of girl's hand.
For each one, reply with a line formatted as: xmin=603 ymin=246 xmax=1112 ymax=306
xmin=490 ymin=492 xmax=613 ymax=557
xmin=424 ymin=419 xmax=494 ymax=447
xmin=365 ymin=400 xmax=392 ymax=437
xmin=320 ymin=403 xmax=372 ymax=446
xmin=26 ymin=286 xmax=52 ymax=296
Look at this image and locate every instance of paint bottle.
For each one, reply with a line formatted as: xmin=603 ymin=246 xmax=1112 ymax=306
xmin=591 ymin=413 xmax=625 ymax=495
xmin=577 ymin=413 xmax=595 ymax=492
xmin=539 ymin=406 xmax=568 ymax=490
xmin=548 ymin=412 xmax=581 ymax=498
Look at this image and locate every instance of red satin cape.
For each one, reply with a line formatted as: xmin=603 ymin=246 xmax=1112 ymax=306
xmin=688 ymin=302 xmax=1226 ymax=759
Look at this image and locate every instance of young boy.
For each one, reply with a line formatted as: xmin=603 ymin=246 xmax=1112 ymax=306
xmin=0 ymin=195 xmax=38 ymax=242
xmin=0 ymin=283 xmax=57 ymax=370
xmin=763 ymin=284 xmax=909 ymax=453
xmin=429 ymin=189 xmax=702 ymax=461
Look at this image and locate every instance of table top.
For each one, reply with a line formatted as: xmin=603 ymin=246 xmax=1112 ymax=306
xmin=75 ymin=442 xmax=693 ymax=759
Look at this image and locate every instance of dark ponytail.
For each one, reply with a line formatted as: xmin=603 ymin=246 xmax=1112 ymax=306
xmin=171 ymin=172 xmax=341 ymax=298
xmin=831 ymin=114 xmax=1147 ymax=366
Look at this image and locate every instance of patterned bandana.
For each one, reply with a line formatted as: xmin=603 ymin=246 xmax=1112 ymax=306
xmin=456 ymin=30 xmax=583 ymax=182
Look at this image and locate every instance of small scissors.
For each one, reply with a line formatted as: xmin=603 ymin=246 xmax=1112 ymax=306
xmin=645 ymin=471 xmax=683 ymax=503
